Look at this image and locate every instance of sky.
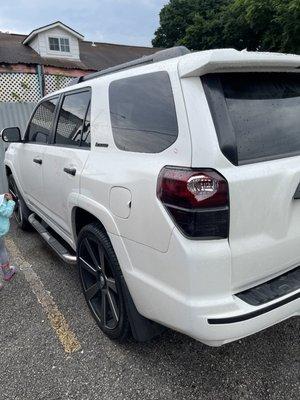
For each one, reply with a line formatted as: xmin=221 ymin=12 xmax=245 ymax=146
xmin=0 ymin=0 xmax=168 ymax=47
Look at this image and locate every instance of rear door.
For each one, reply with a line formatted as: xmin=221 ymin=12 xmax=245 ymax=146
xmin=42 ymin=89 xmax=91 ymax=236
xmin=19 ymin=97 xmax=58 ymax=209
xmin=201 ymin=72 xmax=300 ymax=291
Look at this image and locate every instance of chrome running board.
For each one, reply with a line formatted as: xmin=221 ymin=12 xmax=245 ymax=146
xmin=28 ymin=213 xmax=77 ymax=265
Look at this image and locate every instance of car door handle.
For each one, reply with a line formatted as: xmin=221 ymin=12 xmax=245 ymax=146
xmin=63 ymin=167 xmax=76 ymax=176
xmin=33 ymin=158 xmax=42 ymax=165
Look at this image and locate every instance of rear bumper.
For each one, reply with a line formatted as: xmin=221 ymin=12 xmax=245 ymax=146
xmin=112 ymin=229 xmax=300 ymax=346
xmin=193 ymin=292 xmax=299 ymax=346
xmin=209 ymin=292 xmax=299 ymax=325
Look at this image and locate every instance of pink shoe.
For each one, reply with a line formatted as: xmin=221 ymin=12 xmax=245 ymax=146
xmin=2 ymin=265 xmax=17 ymax=282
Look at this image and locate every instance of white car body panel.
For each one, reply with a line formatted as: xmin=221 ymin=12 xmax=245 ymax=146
xmin=79 ymin=64 xmax=192 ymax=252
xmin=181 ymin=74 xmax=300 ymax=292
xmin=42 ymin=146 xmax=89 ymax=236
xmin=16 ymin=143 xmax=47 ymax=207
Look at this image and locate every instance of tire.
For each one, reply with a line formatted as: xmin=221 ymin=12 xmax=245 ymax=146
xmin=77 ymin=223 xmax=131 ymax=341
xmin=8 ymin=175 xmax=32 ymax=231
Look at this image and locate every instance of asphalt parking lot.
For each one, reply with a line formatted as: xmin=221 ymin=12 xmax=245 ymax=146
xmin=0 ymin=221 xmax=299 ymax=400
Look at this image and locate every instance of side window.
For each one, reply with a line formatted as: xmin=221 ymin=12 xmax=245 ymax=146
xmin=55 ymin=91 xmax=91 ymax=147
xmin=27 ymin=98 xmax=58 ymax=143
xmin=109 ymin=72 xmax=178 ymax=153
xmin=81 ymin=103 xmax=91 ymax=148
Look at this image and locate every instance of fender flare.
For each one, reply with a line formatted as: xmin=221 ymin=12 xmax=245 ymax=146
xmin=72 ymin=194 xmax=120 ymax=238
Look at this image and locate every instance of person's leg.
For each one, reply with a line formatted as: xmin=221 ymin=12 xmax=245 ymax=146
xmin=0 ymin=237 xmax=16 ymax=282
xmin=0 ymin=237 xmax=7 ymax=288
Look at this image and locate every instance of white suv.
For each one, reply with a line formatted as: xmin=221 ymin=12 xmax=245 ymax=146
xmin=2 ymin=47 xmax=300 ymax=346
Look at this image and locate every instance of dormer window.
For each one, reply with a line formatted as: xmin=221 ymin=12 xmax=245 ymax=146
xmin=60 ymin=38 xmax=70 ymax=52
xmin=23 ymin=21 xmax=84 ymax=60
xmin=48 ymin=37 xmax=70 ymax=52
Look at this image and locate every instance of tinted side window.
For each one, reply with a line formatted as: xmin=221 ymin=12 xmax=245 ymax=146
xmin=27 ymin=98 xmax=58 ymax=143
xmin=55 ymin=91 xmax=90 ymax=147
xmin=109 ymin=72 xmax=178 ymax=153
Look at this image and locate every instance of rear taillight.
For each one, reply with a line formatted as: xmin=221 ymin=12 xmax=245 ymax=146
xmin=157 ymin=167 xmax=229 ymax=239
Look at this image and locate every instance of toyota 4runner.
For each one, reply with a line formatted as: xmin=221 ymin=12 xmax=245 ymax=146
xmin=2 ymin=47 xmax=300 ymax=346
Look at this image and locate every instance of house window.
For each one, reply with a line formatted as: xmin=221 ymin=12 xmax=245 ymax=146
xmin=60 ymin=38 xmax=70 ymax=52
xmin=48 ymin=37 xmax=70 ymax=52
xmin=49 ymin=37 xmax=59 ymax=51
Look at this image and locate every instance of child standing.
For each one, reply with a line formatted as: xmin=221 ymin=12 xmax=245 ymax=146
xmin=0 ymin=192 xmax=16 ymax=289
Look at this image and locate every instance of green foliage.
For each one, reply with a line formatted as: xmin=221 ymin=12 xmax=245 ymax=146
xmin=11 ymin=92 xmax=21 ymax=101
xmin=54 ymin=74 xmax=65 ymax=89
xmin=152 ymin=0 xmax=228 ymax=48
xmin=20 ymin=80 xmax=30 ymax=90
xmin=152 ymin=0 xmax=300 ymax=54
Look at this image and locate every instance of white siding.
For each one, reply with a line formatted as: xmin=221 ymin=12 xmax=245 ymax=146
xmin=29 ymin=27 xmax=80 ymax=60
xmin=30 ymin=36 xmax=40 ymax=53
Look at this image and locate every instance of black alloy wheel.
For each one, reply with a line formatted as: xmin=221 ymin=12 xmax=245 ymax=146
xmin=77 ymin=223 xmax=130 ymax=341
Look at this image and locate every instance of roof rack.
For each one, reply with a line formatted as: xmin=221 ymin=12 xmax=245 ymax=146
xmin=70 ymin=46 xmax=190 ymax=85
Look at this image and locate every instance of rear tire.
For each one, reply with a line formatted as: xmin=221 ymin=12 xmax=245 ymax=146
xmin=77 ymin=223 xmax=131 ymax=341
xmin=8 ymin=175 xmax=32 ymax=231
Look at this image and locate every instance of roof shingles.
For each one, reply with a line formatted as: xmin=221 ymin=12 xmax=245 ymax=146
xmin=0 ymin=32 xmax=158 ymax=71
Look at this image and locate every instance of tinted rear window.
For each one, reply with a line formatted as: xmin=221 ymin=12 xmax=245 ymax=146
xmin=109 ymin=72 xmax=178 ymax=153
xmin=202 ymin=73 xmax=300 ymax=165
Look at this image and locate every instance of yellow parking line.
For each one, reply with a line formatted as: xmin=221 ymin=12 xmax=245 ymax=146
xmin=6 ymin=237 xmax=82 ymax=354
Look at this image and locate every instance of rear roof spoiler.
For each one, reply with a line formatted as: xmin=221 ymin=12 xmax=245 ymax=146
xmin=178 ymin=49 xmax=300 ymax=77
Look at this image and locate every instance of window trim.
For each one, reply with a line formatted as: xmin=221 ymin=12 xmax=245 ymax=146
xmin=51 ymin=87 xmax=92 ymax=150
xmin=24 ymin=95 xmax=59 ymax=145
xmin=80 ymin=100 xmax=91 ymax=148
xmin=48 ymin=36 xmax=70 ymax=53
xmin=201 ymin=75 xmax=238 ymax=166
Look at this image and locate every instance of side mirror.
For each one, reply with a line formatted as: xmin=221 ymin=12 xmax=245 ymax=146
xmin=1 ymin=127 xmax=22 ymax=143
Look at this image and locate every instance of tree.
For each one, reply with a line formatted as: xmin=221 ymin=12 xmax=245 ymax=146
xmin=152 ymin=0 xmax=300 ymax=54
xmin=152 ymin=0 xmax=229 ymax=48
